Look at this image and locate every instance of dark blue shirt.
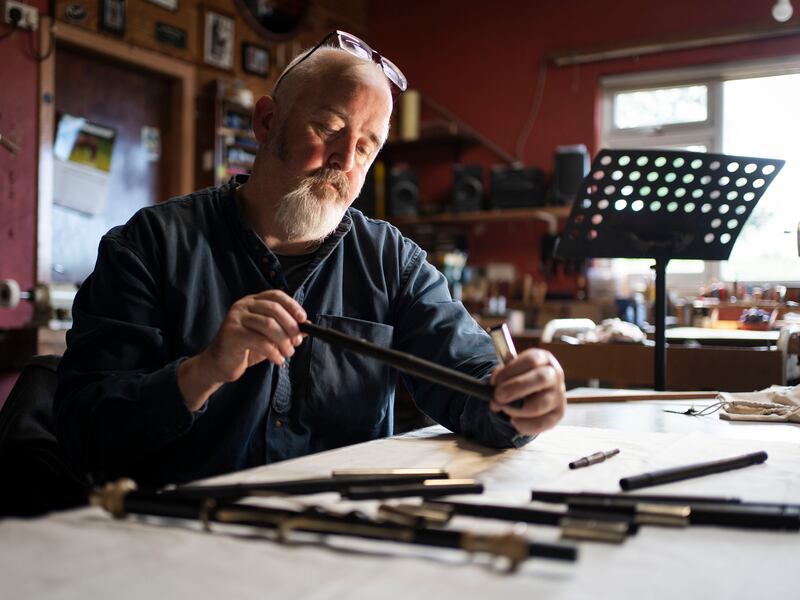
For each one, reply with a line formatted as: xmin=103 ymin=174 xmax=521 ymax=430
xmin=55 ymin=176 xmax=529 ymax=486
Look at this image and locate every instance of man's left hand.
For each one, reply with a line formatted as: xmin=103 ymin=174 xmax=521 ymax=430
xmin=490 ymin=349 xmax=566 ymax=436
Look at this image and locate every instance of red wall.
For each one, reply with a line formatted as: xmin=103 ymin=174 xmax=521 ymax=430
xmin=368 ymin=0 xmax=800 ymax=285
xmin=0 ymin=0 xmax=48 ymax=403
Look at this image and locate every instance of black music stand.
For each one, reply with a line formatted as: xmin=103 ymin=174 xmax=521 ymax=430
xmin=555 ymin=149 xmax=785 ymax=390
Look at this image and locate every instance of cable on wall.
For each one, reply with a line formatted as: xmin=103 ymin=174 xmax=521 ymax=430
xmin=513 ymin=58 xmax=548 ymax=163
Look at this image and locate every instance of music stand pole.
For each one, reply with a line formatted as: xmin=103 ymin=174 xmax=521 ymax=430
xmin=653 ymin=256 xmax=668 ymax=391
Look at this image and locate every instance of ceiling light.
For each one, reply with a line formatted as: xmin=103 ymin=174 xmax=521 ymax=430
xmin=772 ymin=0 xmax=794 ymax=22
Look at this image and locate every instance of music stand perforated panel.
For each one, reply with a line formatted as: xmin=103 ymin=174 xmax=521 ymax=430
xmin=556 ymin=149 xmax=785 ymax=260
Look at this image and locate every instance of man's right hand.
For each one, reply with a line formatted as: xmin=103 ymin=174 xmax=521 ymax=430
xmin=177 ymin=290 xmax=307 ymax=412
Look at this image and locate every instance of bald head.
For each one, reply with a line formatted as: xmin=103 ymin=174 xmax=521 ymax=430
xmin=273 ymin=47 xmax=393 ymax=115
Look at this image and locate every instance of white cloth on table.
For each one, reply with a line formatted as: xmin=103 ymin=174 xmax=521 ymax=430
xmin=577 ymin=318 xmax=647 ymax=344
xmin=718 ymin=385 xmax=800 ymax=423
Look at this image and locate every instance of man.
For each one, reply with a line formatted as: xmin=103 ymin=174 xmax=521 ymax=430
xmin=55 ymin=31 xmax=566 ymax=487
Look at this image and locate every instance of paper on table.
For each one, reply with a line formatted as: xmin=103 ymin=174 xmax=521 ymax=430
xmin=204 ymin=425 xmax=800 ymax=504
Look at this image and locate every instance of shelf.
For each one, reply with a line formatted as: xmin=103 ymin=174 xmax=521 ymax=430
xmin=389 ymin=206 xmax=571 ymax=226
xmin=226 ymin=160 xmax=254 ymax=169
xmin=197 ymin=80 xmax=258 ymax=189
xmin=224 ymin=167 xmax=251 ymax=177
xmin=223 ymin=100 xmax=254 ymax=115
xmin=225 ymin=141 xmax=259 ymax=152
xmin=218 ymin=126 xmax=254 ymax=138
xmin=379 ymin=134 xmax=478 ymax=162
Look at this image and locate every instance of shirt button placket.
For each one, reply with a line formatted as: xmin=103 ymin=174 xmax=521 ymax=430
xmin=271 ymin=358 xmax=292 ymax=415
xmin=268 ymin=363 xmax=291 ymax=460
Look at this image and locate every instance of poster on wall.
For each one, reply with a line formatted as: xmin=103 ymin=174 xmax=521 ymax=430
xmin=53 ymin=114 xmax=116 ymax=215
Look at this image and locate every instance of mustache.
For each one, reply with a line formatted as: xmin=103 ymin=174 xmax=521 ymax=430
xmin=304 ymin=168 xmax=350 ymax=200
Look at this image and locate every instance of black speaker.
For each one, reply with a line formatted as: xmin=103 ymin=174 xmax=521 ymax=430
xmin=387 ymin=167 xmax=419 ymax=217
xmin=489 ymin=165 xmax=545 ymax=209
xmin=452 ymin=164 xmax=483 ymax=212
xmin=551 ymin=144 xmax=589 ymax=205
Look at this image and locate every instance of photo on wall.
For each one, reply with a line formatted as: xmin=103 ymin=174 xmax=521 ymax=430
xmin=204 ymin=10 xmax=234 ymax=70
xmin=99 ymin=0 xmax=126 ymax=36
xmin=242 ymin=43 xmax=270 ymax=77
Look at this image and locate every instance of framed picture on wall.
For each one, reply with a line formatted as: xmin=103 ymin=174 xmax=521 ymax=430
xmin=99 ymin=0 xmax=126 ymax=36
xmin=242 ymin=43 xmax=270 ymax=77
xmin=203 ymin=11 xmax=235 ymax=70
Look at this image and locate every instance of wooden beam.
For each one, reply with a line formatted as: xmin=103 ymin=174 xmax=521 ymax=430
xmin=37 ymin=16 xmax=55 ymax=283
xmin=549 ymin=23 xmax=800 ymax=67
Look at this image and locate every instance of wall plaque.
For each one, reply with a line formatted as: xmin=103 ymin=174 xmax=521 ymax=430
xmin=155 ymin=22 xmax=186 ymax=48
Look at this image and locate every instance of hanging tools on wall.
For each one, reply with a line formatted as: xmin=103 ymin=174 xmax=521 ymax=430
xmin=0 ymin=131 xmax=20 ymax=155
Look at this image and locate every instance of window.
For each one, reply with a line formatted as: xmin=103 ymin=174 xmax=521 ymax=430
xmin=720 ymin=74 xmax=800 ymax=281
xmin=600 ymin=57 xmax=800 ymax=289
xmin=613 ymin=85 xmax=708 ymax=130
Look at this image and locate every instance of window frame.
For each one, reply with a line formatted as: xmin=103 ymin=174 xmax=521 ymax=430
xmin=604 ymin=82 xmax=718 ymax=142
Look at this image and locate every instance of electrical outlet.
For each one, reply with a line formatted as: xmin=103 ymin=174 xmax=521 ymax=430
xmin=3 ymin=0 xmax=38 ymax=31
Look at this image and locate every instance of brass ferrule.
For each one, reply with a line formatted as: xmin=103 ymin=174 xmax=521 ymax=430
xmin=380 ymin=503 xmax=453 ymax=527
xmin=89 ymin=478 xmax=138 ymax=519
xmin=635 ymin=503 xmax=691 ymax=527
xmin=276 ymin=517 xmax=415 ymax=543
xmin=460 ymin=532 xmax=529 ymax=573
xmin=560 ymin=517 xmax=628 ymax=544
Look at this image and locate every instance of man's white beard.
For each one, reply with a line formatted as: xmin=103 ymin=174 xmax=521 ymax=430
xmin=274 ymin=177 xmax=348 ymax=242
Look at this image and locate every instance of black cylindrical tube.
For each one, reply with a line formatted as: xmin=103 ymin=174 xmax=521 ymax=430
xmin=299 ymin=321 xmax=494 ymax=401
xmin=688 ymin=504 xmax=800 ymax=531
xmin=428 ymin=499 xmax=638 ymax=534
xmin=168 ymin=472 xmax=449 ymax=501
xmin=564 ymin=498 xmax=800 ymax=531
xmin=531 ymin=490 xmax=740 ymax=505
xmin=408 ymin=528 xmax=577 ymax=561
xmin=619 ymin=451 xmax=768 ymax=491
xmin=342 ymin=481 xmax=484 ymax=500
xmin=431 ymin=500 xmax=564 ymax=526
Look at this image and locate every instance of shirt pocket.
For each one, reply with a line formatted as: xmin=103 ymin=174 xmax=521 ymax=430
xmin=305 ymin=314 xmax=395 ymax=437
